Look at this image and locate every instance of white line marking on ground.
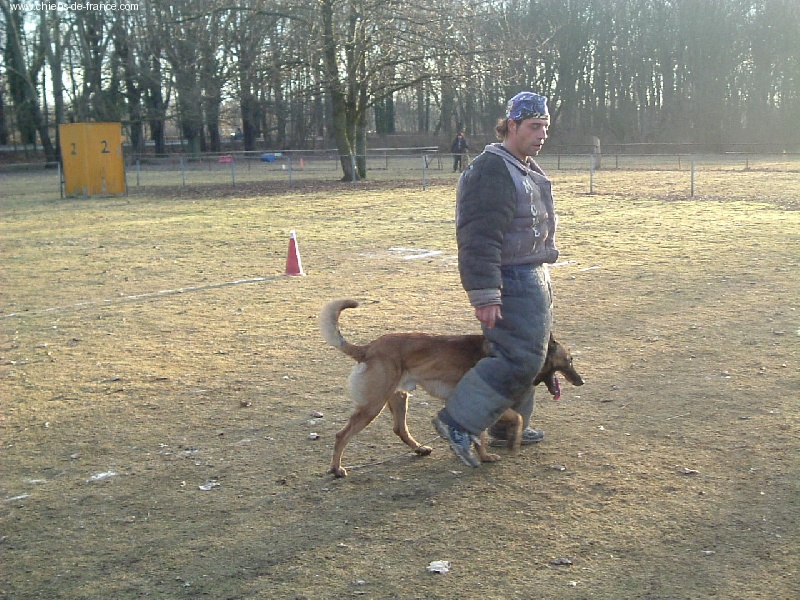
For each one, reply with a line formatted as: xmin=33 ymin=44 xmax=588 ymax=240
xmin=2 ymin=276 xmax=280 ymax=319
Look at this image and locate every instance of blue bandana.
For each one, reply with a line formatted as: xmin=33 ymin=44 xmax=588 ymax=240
xmin=506 ymin=92 xmax=549 ymax=121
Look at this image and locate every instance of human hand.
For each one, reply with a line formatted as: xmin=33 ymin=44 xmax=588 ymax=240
xmin=475 ymin=305 xmax=502 ymax=329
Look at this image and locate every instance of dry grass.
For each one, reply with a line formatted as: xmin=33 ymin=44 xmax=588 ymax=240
xmin=2 ymin=168 xmax=798 ymax=599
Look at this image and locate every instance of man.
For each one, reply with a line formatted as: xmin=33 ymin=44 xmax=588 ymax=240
xmin=433 ymin=92 xmax=559 ymax=467
xmin=450 ymin=132 xmax=469 ymax=172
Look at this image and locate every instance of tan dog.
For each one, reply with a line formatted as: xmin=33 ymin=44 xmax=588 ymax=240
xmin=320 ymin=299 xmax=585 ymax=477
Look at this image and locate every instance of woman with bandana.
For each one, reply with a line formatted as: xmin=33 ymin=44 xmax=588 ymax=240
xmin=433 ymin=92 xmax=559 ymax=467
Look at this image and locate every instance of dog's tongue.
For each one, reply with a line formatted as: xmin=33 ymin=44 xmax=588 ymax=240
xmin=551 ymin=375 xmax=561 ymax=401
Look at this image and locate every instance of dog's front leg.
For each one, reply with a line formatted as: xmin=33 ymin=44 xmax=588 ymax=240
xmin=475 ymin=431 xmax=501 ymax=463
xmin=498 ymin=409 xmax=524 ymax=453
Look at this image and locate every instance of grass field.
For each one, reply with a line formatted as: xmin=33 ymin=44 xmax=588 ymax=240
xmin=2 ymin=167 xmax=798 ymax=599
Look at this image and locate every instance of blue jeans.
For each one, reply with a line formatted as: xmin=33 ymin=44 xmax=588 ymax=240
xmin=443 ymin=264 xmax=553 ymax=435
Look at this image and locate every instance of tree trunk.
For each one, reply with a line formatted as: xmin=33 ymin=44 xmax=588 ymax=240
xmin=113 ymin=15 xmax=145 ymax=155
xmin=321 ymin=0 xmax=356 ymax=180
xmin=0 ymin=87 xmax=8 ymax=145
xmin=42 ymin=10 xmax=65 ymax=156
xmin=145 ymin=55 xmax=167 ymax=155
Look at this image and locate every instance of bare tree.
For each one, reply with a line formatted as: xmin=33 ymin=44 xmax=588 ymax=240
xmin=158 ymin=2 xmax=206 ymax=154
xmin=310 ymin=0 xmax=456 ymax=179
xmin=111 ymin=11 xmax=145 ymax=154
xmin=0 ymin=0 xmax=56 ymax=160
xmin=225 ymin=2 xmax=270 ymax=152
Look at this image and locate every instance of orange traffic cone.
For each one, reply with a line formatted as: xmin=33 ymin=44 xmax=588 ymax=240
xmin=284 ymin=230 xmax=305 ymax=276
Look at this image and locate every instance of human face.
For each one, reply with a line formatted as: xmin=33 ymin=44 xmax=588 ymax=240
xmin=503 ymin=117 xmax=549 ymax=160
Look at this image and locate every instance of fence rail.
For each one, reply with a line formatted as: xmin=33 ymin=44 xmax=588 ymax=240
xmin=2 ymin=151 xmax=799 ymax=198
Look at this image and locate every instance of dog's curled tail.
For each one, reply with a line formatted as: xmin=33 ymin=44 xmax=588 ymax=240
xmin=319 ymin=299 xmax=368 ymax=362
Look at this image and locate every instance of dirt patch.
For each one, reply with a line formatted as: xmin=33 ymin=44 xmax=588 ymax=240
xmin=2 ymin=170 xmax=798 ymax=599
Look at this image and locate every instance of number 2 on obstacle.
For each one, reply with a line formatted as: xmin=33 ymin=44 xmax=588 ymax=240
xmin=70 ymin=142 xmax=109 ymax=155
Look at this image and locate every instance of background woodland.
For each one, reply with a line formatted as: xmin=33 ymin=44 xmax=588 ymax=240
xmin=1 ymin=0 xmax=798 ymax=179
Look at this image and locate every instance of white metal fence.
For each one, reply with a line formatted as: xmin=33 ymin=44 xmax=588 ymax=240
xmin=3 ymin=149 xmax=798 ymax=198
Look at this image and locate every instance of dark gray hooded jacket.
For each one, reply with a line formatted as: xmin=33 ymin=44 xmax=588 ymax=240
xmin=456 ymin=143 xmax=559 ymax=307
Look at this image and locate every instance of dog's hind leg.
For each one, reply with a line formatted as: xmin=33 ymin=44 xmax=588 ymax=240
xmin=329 ymin=362 xmax=400 ymax=478
xmin=387 ymin=391 xmax=433 ymax=456
xmin=328 ymin=402 xmax=387 ymax=478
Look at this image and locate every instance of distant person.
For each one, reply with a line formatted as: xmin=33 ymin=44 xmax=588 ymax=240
xmin=450 ymin=132 xmax=469 ymax=172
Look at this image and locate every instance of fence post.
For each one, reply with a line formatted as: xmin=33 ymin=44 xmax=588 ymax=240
xmin=181 ymin=156 xmax=186 ymax=186
xmin=422 ymin=154 xmax=427 ymax=190
xmin=136 ymin=159 xmax=141 ymax=188
xmin=592 ymin=136 xmax=602 ymax=170
xmin=691 ymin=156 xmax=695 ymax=197
xmin=589 ymin=154 xmax=595 ymax=194
xmin=231 ymin=155 xmax=236 ymax=186
xmin=288 ymin=154 xmax=293 ymax=188
xmin=351 ymin=154 xmax=357 ymax=185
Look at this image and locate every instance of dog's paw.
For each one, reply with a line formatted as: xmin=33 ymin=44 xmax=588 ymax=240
xmin=414 ymin=445 xmax=433 ymax=456
xmin=475 ymin=447 xmax=502 ymax=462
xmin=328 ymin=466 xmax=348 ymax=478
